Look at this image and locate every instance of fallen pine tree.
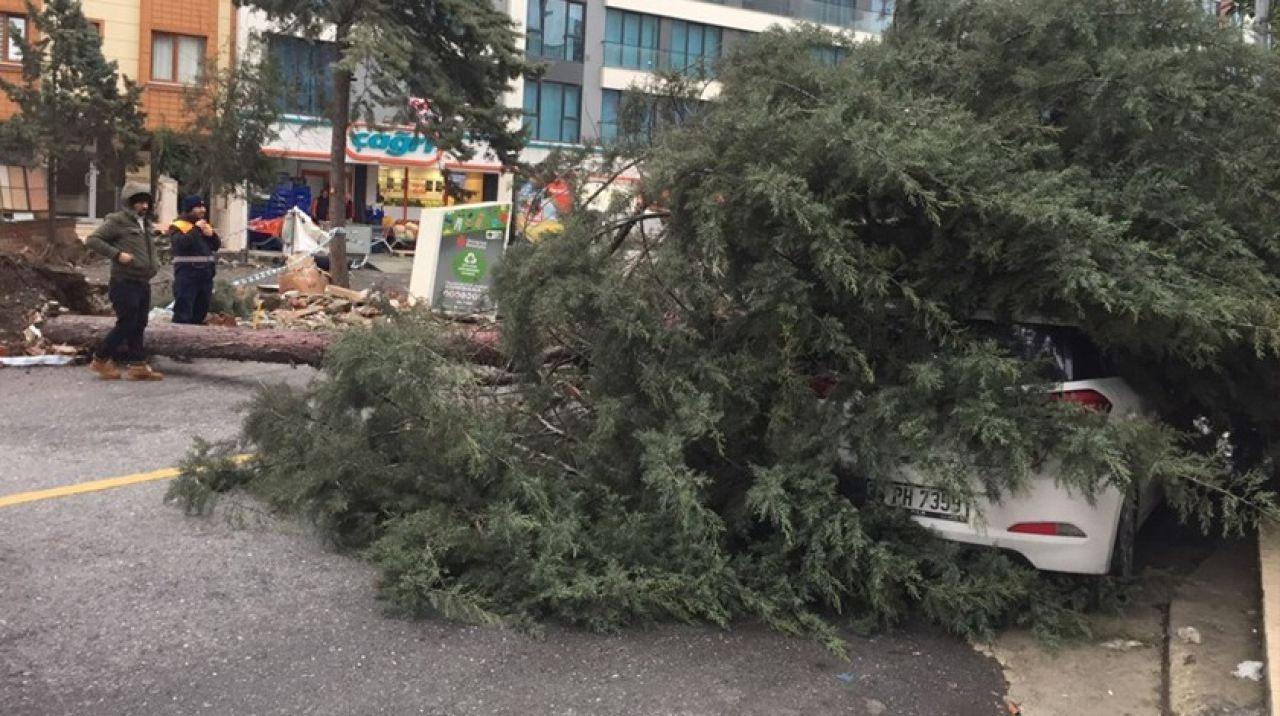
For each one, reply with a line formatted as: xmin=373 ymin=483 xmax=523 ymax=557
xmin=169 ymin=1 xmax=1280 ymax=651
xmin=41 ymin=314 xmax=505 ymax=367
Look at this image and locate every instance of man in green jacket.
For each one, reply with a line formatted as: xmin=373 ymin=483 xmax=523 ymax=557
xmin=84 ymin=181 xmax=163 ymax=381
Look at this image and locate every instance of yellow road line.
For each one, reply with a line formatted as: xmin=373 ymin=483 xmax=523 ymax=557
xmin=0 ymin=455 xmax=253 ymax=509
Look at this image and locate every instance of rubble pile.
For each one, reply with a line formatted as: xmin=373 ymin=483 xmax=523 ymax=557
xmin=250 ymin=285 xmax=416 ymax=331
xmin=0 ymin=252 xmax=107 ymax=356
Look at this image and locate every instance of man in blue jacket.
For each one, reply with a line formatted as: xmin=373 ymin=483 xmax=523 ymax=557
xmin=170 ymin=195 xmax=221 ymax=325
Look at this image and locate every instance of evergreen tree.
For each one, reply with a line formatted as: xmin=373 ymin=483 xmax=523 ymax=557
xmin=173 ymin=0 xmax=1280 ymax=647
xmin=0 ymin=0 xmax=144 ymax=237
xmin=151 ymin=52 xmax=283 ymax=199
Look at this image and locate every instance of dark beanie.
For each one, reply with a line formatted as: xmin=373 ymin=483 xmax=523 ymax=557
xmin=182 ymin=195 xmax=206 ymax=213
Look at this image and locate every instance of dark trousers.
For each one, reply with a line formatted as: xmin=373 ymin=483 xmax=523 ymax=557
xmin=96 ymin=278 xmax=151 ymax=363
xmin=172 ymin=269 xmax=214 ymax=325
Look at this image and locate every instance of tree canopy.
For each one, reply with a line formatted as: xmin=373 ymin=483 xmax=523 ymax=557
xmin=151 ymin=53 xmax=282 ymax=199
xmin=0 ymin=0 xmax=144 ymax=227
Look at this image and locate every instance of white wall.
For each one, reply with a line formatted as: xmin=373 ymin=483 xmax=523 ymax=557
xmin=604 ymin=0 xmax=871 ymax=37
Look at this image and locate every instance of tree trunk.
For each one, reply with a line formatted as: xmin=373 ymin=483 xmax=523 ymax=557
xmin=46 ymin=156 xmax=58 ymax=246
xmin=327 ymin=41 xmax=352 ymax=289
xmin=42 ymin=315 xmax=507 ymax=367
xmin=44 ymin=315 xmax=334 ymax=365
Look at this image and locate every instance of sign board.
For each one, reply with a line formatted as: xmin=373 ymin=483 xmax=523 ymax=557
xmin=408 ymin=202 xmax=512 ymax=315
xmin=347 ymin=128 xmax=438 ymax=163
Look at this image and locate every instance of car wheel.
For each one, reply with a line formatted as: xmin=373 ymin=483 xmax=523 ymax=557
xmin=1110 ymin=485 xmax=1138 ymax=578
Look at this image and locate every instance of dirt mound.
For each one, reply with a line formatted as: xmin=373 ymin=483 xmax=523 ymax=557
xmin=0 ymin=252 xmax=104 ymax=353
xmin=0 ymin=219 xmax=91 ymax=267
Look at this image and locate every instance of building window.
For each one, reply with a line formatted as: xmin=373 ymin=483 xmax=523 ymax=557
xmin=603 ymin=9 xmax=658 ymax=71
xmin=600 ymin=89 xmax=653 ymax=144
xmin=527 ymin=0 xmax=585 ymax=63
xmin=268 ymin=35 xmax=337 ymax=117
xmin=0 ymin=165 xmax=47 ymax=214
xmin=859 ymin=0 xmax=896 ymax=34
xmin=812 ymin=45 xmax=848 ymax=66
xmin=522 ymin=79 xmax=581 ymax=144
xmin=151 ymin=32 xmax=205 ymax=84
xmin=669 ymin=21 xmax=722 ymax=78
xmin=3 ymin=15 xmax=26 ymax=63
xmin=601 ymin=89 xmax=705 ymax=145
xmin=600 ymin=89 xmax=620 ymax=143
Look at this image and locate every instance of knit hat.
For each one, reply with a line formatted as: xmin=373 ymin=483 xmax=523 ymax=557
xmin=182 ymin=195 xmax=207 ymax=213
xmin=121 ymin=181 xmax=152 ymax=205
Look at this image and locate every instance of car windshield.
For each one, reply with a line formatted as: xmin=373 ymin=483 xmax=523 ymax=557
xmin=969 ymin=322 xmax=1113 ymax=382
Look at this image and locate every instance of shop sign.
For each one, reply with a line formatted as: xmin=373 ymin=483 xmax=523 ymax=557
xmin=348 ymin=129 xmax=437 ymax=160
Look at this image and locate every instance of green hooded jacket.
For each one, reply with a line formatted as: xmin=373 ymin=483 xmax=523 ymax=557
xmin=85 ymin=182 xmax=159 ymax=283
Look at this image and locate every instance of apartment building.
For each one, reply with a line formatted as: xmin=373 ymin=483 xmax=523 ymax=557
xmin=0 ymin=0 xmax=235 ymax=219
xmin=249 ymin=0 xmax=890 ymax=233
xmin=504 ymin=0 xmax=892 ymax=158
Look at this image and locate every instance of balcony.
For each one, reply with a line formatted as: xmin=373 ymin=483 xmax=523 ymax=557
xmin=602 ymin=42 xmax=721 ymax=78
xmin=693 ymin=0 xmax=895 ymax=33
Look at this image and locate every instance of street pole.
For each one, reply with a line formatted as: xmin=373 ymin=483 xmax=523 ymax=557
xmin=86 ymin=160 xmax=99 ymax=219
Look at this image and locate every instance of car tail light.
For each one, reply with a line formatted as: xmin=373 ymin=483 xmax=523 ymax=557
xmin=1051 ymin=389 xmax=1112 ymax=413
xmin=1008 ymin=522 xmax=1087 ymax=538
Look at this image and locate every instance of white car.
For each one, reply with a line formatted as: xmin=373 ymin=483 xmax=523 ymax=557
xmin=883 ymin=322 xmax=1159 ymax=575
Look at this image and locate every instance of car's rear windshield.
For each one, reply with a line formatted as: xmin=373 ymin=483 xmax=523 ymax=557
xmin=967 ymin=321 xmax=1113 ymax=382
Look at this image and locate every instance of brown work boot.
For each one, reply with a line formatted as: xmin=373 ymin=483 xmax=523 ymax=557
xmin=125 ymin=362 xmax=164 ymax=381
xmin=89 ymin=356 xmax=122 ymax=380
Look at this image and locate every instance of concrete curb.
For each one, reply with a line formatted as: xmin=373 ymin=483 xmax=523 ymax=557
xmin=1260 ymin=523 xmax=1280 ymax=716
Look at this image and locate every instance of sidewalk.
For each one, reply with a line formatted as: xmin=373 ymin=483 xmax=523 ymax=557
xmin=1168 ymin=540 xmax=1265 ymax=716
xmin=989 ymin=535 xmax=1265 ymax=716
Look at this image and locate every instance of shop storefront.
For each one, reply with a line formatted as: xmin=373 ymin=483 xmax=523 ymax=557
xmin=262 ymin=122 xmax=509 ymax=228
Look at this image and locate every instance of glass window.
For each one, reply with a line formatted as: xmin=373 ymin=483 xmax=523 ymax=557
xmin=566 ymin=3 xmax=585 ymax=63
xmin=268 ymin=35 xmax=338 ymax=117
xmin=523 ymin=79 xmax=581 ymax=143
xmin=152 ymin=33 xmax=205 ymax=84
xmin=151 ymin=34 xmax=173 ymax=80
xmin=669 ymin=21 xmax=722 ymax=78
xmin=527 ymin=0 xmax=585 ymax=63
xmin=600 ymin=89 xmax=619 ymax=143
xmin=604 ymin=9 xmax=658 ymax=70
xmin=176 ymin=36 xmax=203 ymax=84
xmin=3 ymin=15 xmax=25 ymax=63
xmin=813 ymin=45 xmax=848 ymax=66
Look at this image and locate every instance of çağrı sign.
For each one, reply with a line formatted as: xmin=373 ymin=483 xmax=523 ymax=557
xmin=347 ymin=128 xmax=437 ymax=162
xmin=408 ymin=202 xmax=511 ymax=315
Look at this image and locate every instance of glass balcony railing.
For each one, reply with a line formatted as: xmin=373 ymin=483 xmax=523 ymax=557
xmin=695 ymin=0 xmax=895 ymax=34
xmin=602 ymin=42 xmax=721 ymax=78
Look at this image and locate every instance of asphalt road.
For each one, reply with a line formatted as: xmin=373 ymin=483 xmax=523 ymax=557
xmin=0 ymin=359 xmax=1008 ymax=716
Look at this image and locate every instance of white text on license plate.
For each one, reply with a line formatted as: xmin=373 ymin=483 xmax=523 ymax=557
xmin=885 ymin=483 xmax=969 ymax=522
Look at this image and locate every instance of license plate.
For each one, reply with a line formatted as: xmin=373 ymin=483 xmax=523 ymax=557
xmin=885 ymin=482 xmax=969 ymax=523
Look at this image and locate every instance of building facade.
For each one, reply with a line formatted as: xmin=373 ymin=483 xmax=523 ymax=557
xmin=249 ymin=0 xmax=891 ymax=237
xmin=502 ymin=0 xmax=891 ymax=158
xmin=0 ymin=0 xmax=236 ymax=219
xmin=243 ymin=4 xmax=512 ymax=236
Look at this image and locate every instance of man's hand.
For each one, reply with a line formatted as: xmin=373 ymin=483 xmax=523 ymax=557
xmin=117 ymin=252 xmax=135 ymax=265
xmin=196 ymin=220 xmax=214 ymax=237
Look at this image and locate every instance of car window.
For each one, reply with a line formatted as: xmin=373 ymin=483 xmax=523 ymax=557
xmin=967 ymin=321 xmax=1113 ymax=382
